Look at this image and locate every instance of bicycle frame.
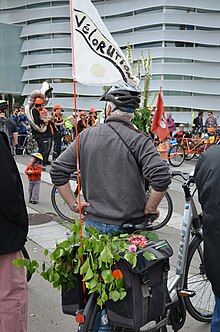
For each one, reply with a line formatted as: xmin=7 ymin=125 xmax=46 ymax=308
xmin=182 ymin=136 xmax=210 ymax=156
xmin=168 ymin=180 xmax=201 ymax=302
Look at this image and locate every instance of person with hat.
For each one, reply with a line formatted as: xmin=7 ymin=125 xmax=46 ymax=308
xmin=88 ymin=107 xmax=98 ymax=127
xmin=50 ymin=83 xmax=171 ymax=332
xmin=53 ymin=104 xmax=65 ymax=160
xmin=29 ymin=98 xmax=51 ymax=167
xmin=25 ymin=152 xmax=43 ymax=204
xmin=78 ymin=110 xmax=88 ymax=133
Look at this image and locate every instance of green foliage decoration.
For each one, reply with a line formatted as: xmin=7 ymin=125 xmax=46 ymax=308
xmin=13 ymin=220 xmax=158 ymax=308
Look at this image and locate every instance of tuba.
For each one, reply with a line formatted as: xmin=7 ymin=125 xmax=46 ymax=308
xmin=25 ymin=81 xmax=53 ymax=133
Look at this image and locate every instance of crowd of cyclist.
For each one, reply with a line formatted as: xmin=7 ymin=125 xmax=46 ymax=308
xmin=0 ymin=100 xmax=99 ymax=167
xmin=168 ymin=111 xmax=220 ymax=148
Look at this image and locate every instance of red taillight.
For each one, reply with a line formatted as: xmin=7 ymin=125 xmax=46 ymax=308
xmin=76 ymin=313 xmax=85 ymax=324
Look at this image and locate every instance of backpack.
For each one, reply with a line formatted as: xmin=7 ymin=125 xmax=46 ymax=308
xmin=0 ymin=118 xmax=11 ymax=151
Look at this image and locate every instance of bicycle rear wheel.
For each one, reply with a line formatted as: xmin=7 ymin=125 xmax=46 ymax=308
xmin=147 ymin=191 xmax=173 ymax=230
xmin=184 ymin=140 xmax=196 ymax=160
xmin=184 ymin=235 xmax=214 ymax=322
xmin=168 ymin=144 xmax=184 ymax=167
xmin=51 ymin=178 xmax=79 ymax=222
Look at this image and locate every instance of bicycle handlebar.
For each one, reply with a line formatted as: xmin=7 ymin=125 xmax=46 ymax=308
xmin=120 ymin=213 xmax=158 ymax=232
xmin=171 ymin=170 xmax=195 ymax=187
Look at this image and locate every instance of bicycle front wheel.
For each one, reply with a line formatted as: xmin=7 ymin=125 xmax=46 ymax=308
xmin=168 ymin=144 xmax=184 ymax=167
xmin=150 ymin=192 xmax=173 ymax=230
xmin=184 ymin=235 xmax=214 ymax=322
xmin=51 ymin=178 xmax=79 ymax=222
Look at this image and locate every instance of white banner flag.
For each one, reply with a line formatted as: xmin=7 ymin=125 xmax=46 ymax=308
xmin=70 ymin=0 xmax=139 ymax=86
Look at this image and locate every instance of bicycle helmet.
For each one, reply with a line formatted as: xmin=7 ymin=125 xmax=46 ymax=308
xmin=34 ymin=98 xmax=45 ymax=106
xmin=100 ymin=83 xmax=141 ymax=112
xmin=31 ymin=152 xmax=43 ymax=161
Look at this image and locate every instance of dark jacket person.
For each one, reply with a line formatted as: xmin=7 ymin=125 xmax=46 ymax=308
xmin=0 ymin=134 xmax=28 ymax=331
xmin=194 ymin=145 xmax=220 ymax=331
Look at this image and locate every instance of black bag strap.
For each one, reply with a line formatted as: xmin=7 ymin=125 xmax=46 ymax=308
xmin=106 ymin=123 xmax=139 ymax=166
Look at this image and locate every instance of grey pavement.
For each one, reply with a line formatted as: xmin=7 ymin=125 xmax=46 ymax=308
xmin=15 ymin=154 xmax=211 ymax=332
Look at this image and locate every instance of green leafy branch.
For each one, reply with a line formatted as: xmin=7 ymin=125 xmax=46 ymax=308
xmin=13 ymin=220 xmax=158 ymax=308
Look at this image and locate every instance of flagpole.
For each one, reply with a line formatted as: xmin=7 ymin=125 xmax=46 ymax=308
xmin=70 ymin=0 xmax=83 ymax=234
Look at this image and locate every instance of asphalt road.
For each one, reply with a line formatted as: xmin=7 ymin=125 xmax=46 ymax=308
xmin=15 ymin=154 xmax=211 ymax=332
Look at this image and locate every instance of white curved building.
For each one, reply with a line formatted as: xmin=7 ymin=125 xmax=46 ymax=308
xmin=0 ymin=0 xmax=220 ymax=121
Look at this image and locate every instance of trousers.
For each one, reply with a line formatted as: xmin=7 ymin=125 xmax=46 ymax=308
xmin=86 ymin=219 xmax=122 ymax=332
xmin=211 ymin=296 xmax=220 ymax=332
xmin=29 ymin=180 xmax=41 ymax=202
xmin=0 ymin=251 xmax=28 ymax=332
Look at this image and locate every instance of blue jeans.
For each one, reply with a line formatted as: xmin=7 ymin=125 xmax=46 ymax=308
xmin=211 ymin=296 xmax=220 ymax=332
xmin=86 ymin=220 xmax=122 ymax=332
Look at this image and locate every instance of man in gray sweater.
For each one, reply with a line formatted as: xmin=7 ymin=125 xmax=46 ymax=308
xmin=50 ymin=83 xmax=171 ymax=228
xmin=50 ymin=83 xmax=171 ymax=331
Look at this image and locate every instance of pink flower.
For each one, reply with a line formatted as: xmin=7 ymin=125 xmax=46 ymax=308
xmin=128 ymin=245 xmax=137 ymax=252
xmin=128 ymin=235 xmax=147 ymax=248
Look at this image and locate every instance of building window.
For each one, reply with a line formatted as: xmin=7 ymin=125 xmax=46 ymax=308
xmin=53 ymin=49 xmax=71 ymax=53
xmin=164 ymin=58 xmax=193 ymax=63
xmin=29 ymin=49 xmax=51 ymax=55
xmin=165 ymin=24 xmax=194 ymax=30
xmin=165 ymin=6 xmax=195 ymax=13
xmin=53 ymin=64 xmax=72 ymax=68
xmin=52 ymin=1 xmax=69 ymax=6
xmin=164 ymin=75 xmax=192 ymax=80
xmin=52 ymin=17 xmax=70 ymax=23
xmin=27 ymin=18 xmax=51 ymax=25
xmin=134 ymin=42 xmax=162 ymax=49
xmin=134 ymin=7 xmax=163 ymax=15
xmin=135 ymin=24 xmax=163 ymax=32
xmin=27 ymin=2 xmax=50 ymax=9
xmin=28 ymin=34 xmax=51 ymax=40
xmin=52 ymin=33 xmax=70 ymax=38
xmin=29 ymin=64 xmax=52 ymax=68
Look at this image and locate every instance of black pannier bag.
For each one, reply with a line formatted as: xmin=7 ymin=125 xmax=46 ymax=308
xmin=106 ymin=240 xmax=173 ymax=329
xmin=61 ymin=273 xmax=86 ymax=316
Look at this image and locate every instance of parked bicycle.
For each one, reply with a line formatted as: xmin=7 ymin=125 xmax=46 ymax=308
xmin=51 ymin=175 xmax=173 ymax=230
xmin=73 ymin=170 xmax=214 ymax=332
xmin=155 ymin=139 xmax=185 ymax=168
xmin=17 ymin=130 xmax=38 ymax=156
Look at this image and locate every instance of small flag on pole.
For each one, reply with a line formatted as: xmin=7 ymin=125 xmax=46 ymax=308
xmin=70 ymin=0 xmax=139 ymax=86
xmin=151 ymin=87 xmax=169 ymax=141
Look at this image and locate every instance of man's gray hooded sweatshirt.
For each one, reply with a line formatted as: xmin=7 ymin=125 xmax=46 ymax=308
xmin=50 ymin=117 xmax=171 ymax=225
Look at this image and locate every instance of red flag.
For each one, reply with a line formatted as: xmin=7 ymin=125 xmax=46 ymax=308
xmin=151 ymin=88 xmax=169 ymax=141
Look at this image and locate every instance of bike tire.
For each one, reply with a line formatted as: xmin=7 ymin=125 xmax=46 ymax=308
xmin=21 ymin=246 xmax=32 ymax=282
xmin=149 ymin=191 xmax=173 ymax=230
xmin=184 ymin=235 xmax=214 ymax=322
xmin=25 ymin=138 xmax=38 ymax=155
xmin=51 ymin=179 xmax=79 ymax=222
xmin=168 ymin=144 xmax=184 ymax=167
xmin=184 ymin=140 xmax=196 ymax=161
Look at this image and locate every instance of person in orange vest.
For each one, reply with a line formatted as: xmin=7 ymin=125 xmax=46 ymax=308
xmin=53 ymin=104 xmax=65 ymax=160
xmin=25 ymin=152 xmax=43 ymax=204
xmin=88 ymin=107 xmax=98 ymax=127
xmin=78 ymin=111 xmax=88 ymax=133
